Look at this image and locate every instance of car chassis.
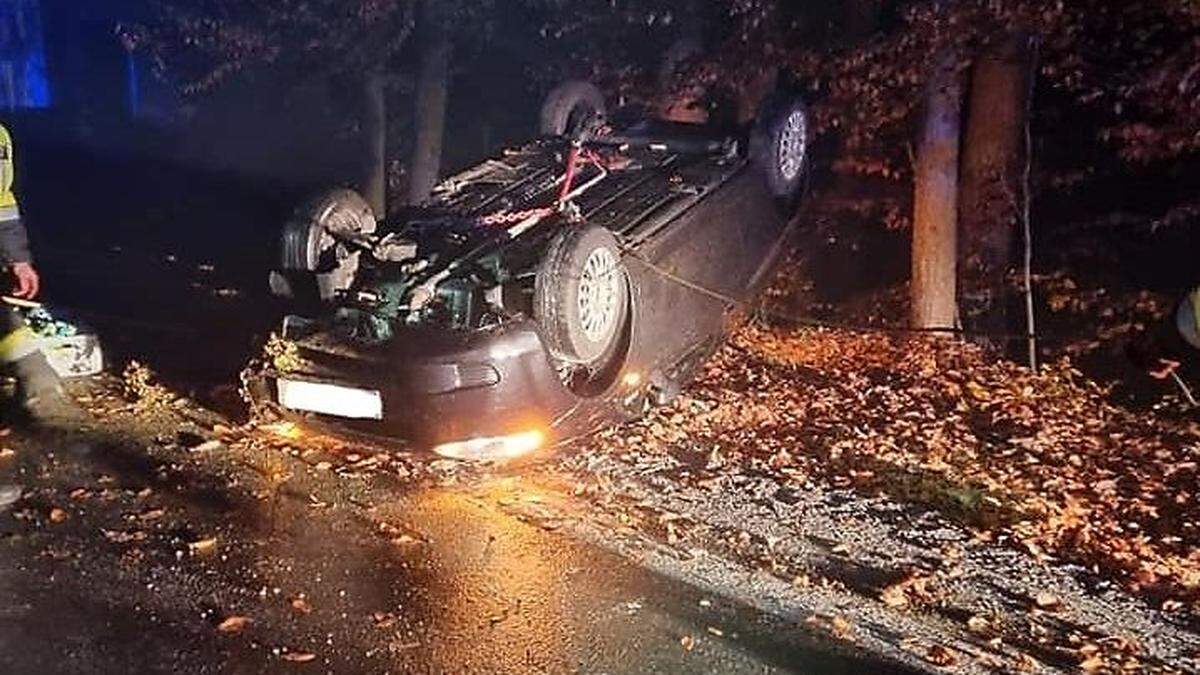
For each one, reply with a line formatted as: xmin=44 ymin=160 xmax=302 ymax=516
xmin=249 ymin=89 xmax=808 ymax=459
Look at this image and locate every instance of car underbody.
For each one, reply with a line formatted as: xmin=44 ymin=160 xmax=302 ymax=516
xmin=250 ymin=96 xmax=807 ymax=458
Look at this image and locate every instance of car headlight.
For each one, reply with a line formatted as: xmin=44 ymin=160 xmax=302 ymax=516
xmin=432 ymin=429 xmax=545 ymax=461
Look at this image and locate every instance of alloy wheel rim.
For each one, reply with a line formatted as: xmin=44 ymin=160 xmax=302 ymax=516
xmin=577 ymin=247 xmax=620 ymax=343
xmin=778 ymin=108 xmax=808 ymax=183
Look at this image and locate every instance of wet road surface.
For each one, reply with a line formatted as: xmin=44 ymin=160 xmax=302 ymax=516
xmin=0 ymin=424 xmax=903 ymax=674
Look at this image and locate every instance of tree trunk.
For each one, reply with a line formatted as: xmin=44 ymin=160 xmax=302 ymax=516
xmin=958 ymin=32 xmax=1035 ymax=338
xmin=406 ymin=0 xmax=450 ymax=205
xmin=361 ymin=70 xmax=387 ymax=217
xmin=911 ymin=50 xmax=964 ymax=330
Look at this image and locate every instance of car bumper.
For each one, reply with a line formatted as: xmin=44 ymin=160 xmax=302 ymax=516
xmin=256 ymin=320 xmax=579 ymax=448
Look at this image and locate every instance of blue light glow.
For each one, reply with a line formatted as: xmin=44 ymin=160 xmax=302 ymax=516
xmin=0 ymin=0 xmax=52 ymax=109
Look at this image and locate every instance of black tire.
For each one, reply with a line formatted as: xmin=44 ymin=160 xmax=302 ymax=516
xmin=750 ymin=95 xmax=811 ymax=202
xmin=539 ymin=81 xmax=607 ymax=138
xmin=1179 ymin=293 xmax=1200 ymax=349
xmin=278 ymin=189 xmax=376 ymax=301
xmin=281 ymin=189 xmax=376 ymax=271
xmin=534 ymin=224 xmax=629 ymax=367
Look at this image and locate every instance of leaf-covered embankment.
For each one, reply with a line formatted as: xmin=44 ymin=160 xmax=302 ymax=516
xmin=587 ymin=325 xmax=1200 ymax=610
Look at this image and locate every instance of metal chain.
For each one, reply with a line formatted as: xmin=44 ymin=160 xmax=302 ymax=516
xmin=476 ymin=206 xmax=555 ymax=226
xmin=475 ymin=145 xmax=606 ymax=227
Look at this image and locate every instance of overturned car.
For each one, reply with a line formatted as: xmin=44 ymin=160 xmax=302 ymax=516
xmin=248 ymin=82 xmax=810 ymax=459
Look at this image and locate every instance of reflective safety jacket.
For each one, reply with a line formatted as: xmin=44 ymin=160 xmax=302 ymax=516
xmin=0 ymin=123 xmax=30 ymax=263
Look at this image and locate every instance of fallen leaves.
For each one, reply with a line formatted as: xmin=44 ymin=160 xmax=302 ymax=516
xmin=138 ymin=508 xmax=166 ymax=522
xmin=48 ymin=507 xmax=68 ymax=523
xmin=263 ymin=334 xmax=304 ymax=373
xmin=827 ymin=615 xmax=855 ymax=641
xmin=188 ymin=537 xmax=218 ymax=555
xmin=1033 ymin=591 xmax=1063 ymax=612
xmin=260 ymin=421 xmax=303 ymax=440
xmin=925 ymin=643 xmax=958 ymax=667
xmin=217 ymin=615 xmax=252 ymax=634
xmin=879 ymin=583 xmax=908 ymax=608
xmin=1161 ymin=599 xmax=1184 ymax=612
xmin=1013 ymin=652 xmax=1040 ymax=672
xmin=372 ymin=611 xmax=397 ymax=629
xmin=279 ymin=651 xmax=316 ymax=663
xmin=121 ymin=361 xmax=176 ymax=411
xmin=103 ymin=529 xmax=146 ymax=543
xmin=572 ymin=324 xmax=1200 ymax=606
xmin=192 ymin=440 xmax=225 ymax=453
xmin=880 ymin=572 xmax=938 ymax=609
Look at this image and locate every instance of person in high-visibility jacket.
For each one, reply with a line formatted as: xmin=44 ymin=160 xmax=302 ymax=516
xmin=0 ymin=124 xmax=72 ymax=423
xmin=0 ymin=123 xmax=78 ymax=509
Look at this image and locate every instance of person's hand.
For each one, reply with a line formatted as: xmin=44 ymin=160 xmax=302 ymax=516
xmin=9 ymin=262 xmax=39 ymax=299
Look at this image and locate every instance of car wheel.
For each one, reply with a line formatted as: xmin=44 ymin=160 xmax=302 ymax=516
xmin=539 ymin=81 xmax=607 ymax=138
xmin=278 ymin=189 xmax=376 ymax=301
xmin=750 ymin=95 xmax=811 ymax=203
xmin=535 ymin=224 xmax=629 ymax=368
xmin=1178 ymin=292 xmax=1200 ymax=350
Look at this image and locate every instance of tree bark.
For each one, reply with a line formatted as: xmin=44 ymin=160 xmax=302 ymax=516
xmin=406 ymin=0 xmax=451 ymax=205
xmin=361 ymin=70 xmax=387 ymax=217
xmin=911 ymin=50 xmax=964 ymax=331
xmin=958 ymin=32 xmax=1035 ymax=337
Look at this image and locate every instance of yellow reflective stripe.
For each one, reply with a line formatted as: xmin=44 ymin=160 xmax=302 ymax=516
xmin=0 ymin=326 xmax=38 ymax=362
xmin=0 ymin=124 xmax=13 ymax=202
xmin=0 ymin=204 xmax=19 ymax=220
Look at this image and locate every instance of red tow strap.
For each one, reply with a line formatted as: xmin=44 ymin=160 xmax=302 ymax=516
xmin=479 ymin=140 xmax=592 ymax=226
xmin=557 ymin=141 xmax=583 ymax=205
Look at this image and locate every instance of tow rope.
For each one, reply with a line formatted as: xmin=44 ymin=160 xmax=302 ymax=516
xmin=621 ymin=248 xmax=1054 ymax=343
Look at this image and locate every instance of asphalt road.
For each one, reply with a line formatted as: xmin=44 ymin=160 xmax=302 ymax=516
xmin=0 ymin=423 xmax=901 ymax=674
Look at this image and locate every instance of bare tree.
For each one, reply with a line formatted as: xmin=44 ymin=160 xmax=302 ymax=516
xmin=911 ymin=50 xmax=964 ymax=330
xmin=959 ymin=32 xmax=1036 ymax=339
xmin=406 ymin=0 xmax=450 ymax=205
xmin=361 ymin=70 xmax=388 ymax=216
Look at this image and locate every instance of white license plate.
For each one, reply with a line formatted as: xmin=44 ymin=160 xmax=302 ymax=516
xmin=276 ymin=379 xmax=383 ymax=420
